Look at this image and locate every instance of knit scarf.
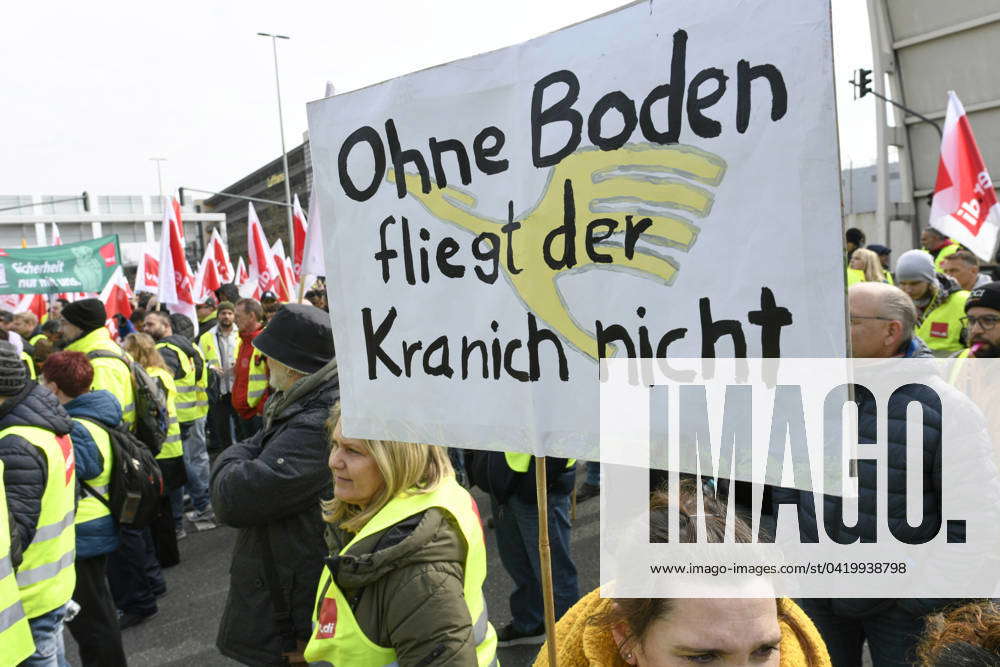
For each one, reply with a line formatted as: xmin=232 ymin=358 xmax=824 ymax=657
xmin=263 ymin=358 xmax=338 ymax=430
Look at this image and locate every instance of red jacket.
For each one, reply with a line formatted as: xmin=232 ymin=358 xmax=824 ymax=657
xmin=232 ymin=326 xmax=268 ymax=419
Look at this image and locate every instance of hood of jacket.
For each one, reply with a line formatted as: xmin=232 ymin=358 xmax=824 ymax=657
xmin=326 ymin=505 xmax=465 ymax=591
xmin=64 ymin=389 xmax=123 ymax=429
xmin=533 ymin=589 xmax=831 ymax=667
xmin=161 ymin=333 xmax=198 ymax=359
xmin=0 ymin=381 xmax=73 ymax=436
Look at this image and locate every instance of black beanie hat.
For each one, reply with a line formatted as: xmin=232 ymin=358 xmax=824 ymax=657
xmin=966 ymin=281 xmax=1000 ymax=313
xmin=0 ymin=341 xmax=26 ymax=396
xmin=61 ymin=298 xmax=107 ymax=332
xmin=253 ymin=304 xmax=334 ymax=374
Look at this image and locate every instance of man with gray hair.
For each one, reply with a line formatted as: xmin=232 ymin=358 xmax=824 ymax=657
xmin=782 ymin=281 xmax=962 ymax=663
xmin=848 ymin=282 xmax=931 ymax=358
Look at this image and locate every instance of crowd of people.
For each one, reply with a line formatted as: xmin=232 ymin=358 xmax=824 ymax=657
xmin=1 ymin=230 xmax=1000 ymax=667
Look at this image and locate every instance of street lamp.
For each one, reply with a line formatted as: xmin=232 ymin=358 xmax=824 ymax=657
xmin=150 ymin=157 xmax=167 ymax=203
xmin=257 ymin=32 xmax=294 ymax=249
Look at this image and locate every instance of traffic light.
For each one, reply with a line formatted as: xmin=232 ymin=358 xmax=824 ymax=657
xmin=81 ymin=191 xmax=90 ymax=212
xmin=856 ymin=68 xmax=872 ymax=98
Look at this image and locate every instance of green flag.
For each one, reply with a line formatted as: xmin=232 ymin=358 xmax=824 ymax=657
xmin=0 ymin=235 xmax=122 ymax=295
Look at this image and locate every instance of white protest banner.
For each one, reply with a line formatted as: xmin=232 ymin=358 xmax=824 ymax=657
xmin=307 ymin=0 xmax=845 ymax=460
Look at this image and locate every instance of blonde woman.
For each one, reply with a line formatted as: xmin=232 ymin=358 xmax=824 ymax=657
xmin=849 ymin=248 xmax=886 ymax=283
xmin=122 ymin=333 xmax=186 ymax=542
xmin=304 ymin=405 xmax=498 ymax=666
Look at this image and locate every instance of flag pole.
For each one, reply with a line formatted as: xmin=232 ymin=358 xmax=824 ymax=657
xmin=535 ymin=456 xmax=558 ymax=665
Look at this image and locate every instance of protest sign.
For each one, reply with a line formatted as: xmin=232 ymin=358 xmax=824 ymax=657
xmin=307 ymin=0 xmax=844 ymax=459
xmin=0 ymin=235 xmax=121 ymax=295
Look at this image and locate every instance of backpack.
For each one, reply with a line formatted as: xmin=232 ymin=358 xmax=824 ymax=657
xmin=79 ymin=419 xmax=165 ymax=529
xmin=86 ymin=350 xmax=168 ymax=455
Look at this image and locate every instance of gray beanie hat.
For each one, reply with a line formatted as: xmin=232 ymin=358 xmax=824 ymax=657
xmin=895 ymin=249 xmax=936 ymax=284
xmin=0 ymin=341 xmax=27 ymax=396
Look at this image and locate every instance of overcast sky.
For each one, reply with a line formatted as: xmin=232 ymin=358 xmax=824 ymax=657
xmin=0 ymin=0 xmax=874 ymax=197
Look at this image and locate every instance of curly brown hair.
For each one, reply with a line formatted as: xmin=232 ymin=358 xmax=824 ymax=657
xmin=916 ymin=601 xmax=1000 ymax=665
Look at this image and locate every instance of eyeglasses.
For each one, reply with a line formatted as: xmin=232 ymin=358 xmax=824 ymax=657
xmin=961 ymin=315 xmax=1000 ymax=331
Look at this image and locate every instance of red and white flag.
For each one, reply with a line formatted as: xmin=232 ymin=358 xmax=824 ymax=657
xmin=157 ymin=197 xmax=197 ymax=330
xmin=292 ymin=193 xmax=307 ymax=281
xmin=193 ymin=252 xmax=223 ymax=303
xmin=300 ymin=187 xmax=326 ymax=282
xmin=207 ymin=228 xmax=234 ymax=284
xmin=247 ymin=203 xmax=279 ymax=297
xmin=14 ymin=293 xmax=47 ymax=322
xmin=50 ymin=222 xmax=63 ymax=247
xmin=134 ymin=249 xmax=160 ymax=294
xmin=270 ymin=239 xmax=295 ymax=302
xmin=235 ymin=256 xmax=250 ymax=285
xmin=930 ymin=91 xmax=1000 ymax=261
xmin=100 ymin=266 xmax=134 ymax=342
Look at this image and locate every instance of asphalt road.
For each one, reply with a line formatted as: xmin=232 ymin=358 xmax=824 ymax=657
xmin=65 ymin=481 xmax=602 ymax=667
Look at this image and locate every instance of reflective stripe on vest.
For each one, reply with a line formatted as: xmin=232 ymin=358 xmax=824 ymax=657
xmin=157 ymin=342 xmax=204 ymax=423
xmin=2 ymin=425 xmax=77 ymax=617
xmin=504 ymin=452 xmax=576 ymax=472
xmin=304 ymin=477 xmax=498 ymax=666
xmin=74 ymin=418 xmax=114 ymax=525
xmin=0 ymin=460 xmax=36 ymax=663
xmin=916 ymin=290 xmax=969 ymax=355
xmin=149 ymin=367 xmax=184 ymax=460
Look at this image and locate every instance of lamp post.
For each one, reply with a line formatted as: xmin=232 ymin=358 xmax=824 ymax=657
xmin=257 ymin=32 xmax=294 ymax=249
xmin=150 ymin=157 xmax=167 ymax=202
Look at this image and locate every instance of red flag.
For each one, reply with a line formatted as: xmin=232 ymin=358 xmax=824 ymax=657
xmin=236 ymin=256 xmax=249 ymax=285
xmin=194 ymin=252 xmax=223 ymax=302
xmin=208 ymin=228 xmax=234 ymax=283
xmin=270 ymin=239 xmax=295 ymax=302
xmin=292 ymin=194 xmax=307 ymax=281
xmin=134 ymin=250 xmax=160 ymax=293
xmin=157 ymin=197 xmax=197 ymax=329
xmin=14 ymin=293 xmax=47 ymax=322
xmin=930 ymin=91 xmax=1000 ymax=260
xmin=246 ymin=204 xmax=279 ymax=295
xmin=51 ymin=222 xmax=63 ymax=246
xmin=100 ymin=266 xmax=133 ymax=342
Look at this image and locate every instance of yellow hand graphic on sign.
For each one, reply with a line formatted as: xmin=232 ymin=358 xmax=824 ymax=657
xmin=388 ymin=143 xmax=726 ymax=359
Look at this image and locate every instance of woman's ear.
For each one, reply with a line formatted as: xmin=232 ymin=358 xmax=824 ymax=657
xmin=610 ymin=620 xmax=638 ymax=665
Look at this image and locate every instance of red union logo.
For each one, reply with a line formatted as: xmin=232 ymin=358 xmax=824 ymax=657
xmin=314 ymin=597 xmax=338 ymax=639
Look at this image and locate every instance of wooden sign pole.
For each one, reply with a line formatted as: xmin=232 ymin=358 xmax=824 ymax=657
xmin=535 ymin=456 xmax=558 ymax=666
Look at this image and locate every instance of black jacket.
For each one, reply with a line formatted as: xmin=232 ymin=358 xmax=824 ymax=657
xmin=0 ymin=381 xmax=74 ymax=558
xmin=211 ymin=365 xmax=339 ymax=665
xmin=158 ymin=333 xmax=203 ymax=382
xmin=467 ymin=451 xmax=575 ymax=505
xmin=773 ymin=373 xmax=979 ymax=619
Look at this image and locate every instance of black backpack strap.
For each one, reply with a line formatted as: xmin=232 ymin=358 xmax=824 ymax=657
xmin=80 ymin=479 xmax=113 ymax=511
xmin=259 ymin=527 xmax=299 ymax=656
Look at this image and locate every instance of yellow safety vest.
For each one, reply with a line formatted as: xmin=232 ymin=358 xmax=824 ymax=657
xmin=947 ymin=347 xmax=973 ymax=385
xmin=28 ymin=333 xmax=45 ymax=347
xmin=66 ymin=328 xmax=136 ymax=429
xmin=241 ymin=337 xmax=269 ymax=410
xmin=846 ymin=268 xmax=865 ymax=287
xmin=915 ymin=290 xmax=969 ymax=356
xmin=73 ymin=418 xmax=114 ymax=525
xmin=147 ymin=366 xmax=183 ymax=461
xmin=0 ymin=460 xmax=36 ymax=664
xmin=199 ymin=328 xmax=220 ymax=367
xmin=505 ymin=452 xmax=576 ymax=472
xmin=932 ymin=243 xmax=960 ymax=272
xmin=156 ymin=341 xmax=208 ymax=423
xmin=5 ymin=425 xmax=77 ymax=618
xmin=304 ymin=477 xmax=498 ymax=667
xmin=883 ymin=269 xmax=894 ymax=285
xmin=21 ymin=352 xmax=35 ymax=380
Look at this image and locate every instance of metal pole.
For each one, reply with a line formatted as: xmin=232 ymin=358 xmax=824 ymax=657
xmin=150 ymin=157 xmax=167 ymax=203
xmin=260 ymin=33 xmax=294 ymax=250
